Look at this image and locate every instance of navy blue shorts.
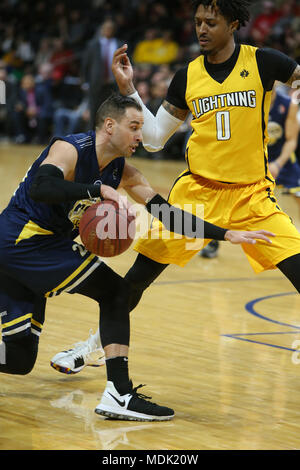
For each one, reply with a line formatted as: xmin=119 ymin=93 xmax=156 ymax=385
xmin=0 ymin=209 xmax=102 ymax=342
xmin=277 ymin=160 xmax=300 ymax=190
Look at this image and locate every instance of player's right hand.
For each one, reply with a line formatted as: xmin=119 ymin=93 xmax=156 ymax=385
xmin=112 ymin=44 xmax=135 ymax=95
xmin=224 ymin=230 xmax=276 ymax=245
xmin=100 ymin=184 xmax=131 ymax=211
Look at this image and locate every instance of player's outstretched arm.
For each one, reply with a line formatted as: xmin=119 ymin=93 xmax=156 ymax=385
xmin=120 ymin=163 xmax=275 ymax=244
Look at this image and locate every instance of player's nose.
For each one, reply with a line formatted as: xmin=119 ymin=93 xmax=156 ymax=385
xmin=136 ymin=129 xmax=143 ymax=142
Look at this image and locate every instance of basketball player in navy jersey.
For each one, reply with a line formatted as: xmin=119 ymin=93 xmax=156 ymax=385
xmin=0 ymin=93 xmax=270 ymax=421
xmin=268 ymin=86 xmax=300 ymax=210
xmin=53 ymin=1 xmax=300 ymax=403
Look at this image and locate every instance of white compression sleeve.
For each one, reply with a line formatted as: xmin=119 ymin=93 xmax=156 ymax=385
xmin=129 ymin=91 xmax=184 ymax=152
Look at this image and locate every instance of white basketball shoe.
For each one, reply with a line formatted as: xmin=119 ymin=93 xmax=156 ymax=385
xmin=50 ymin=330 xmax=105 ymax=374
xmin=95 ymin=381 xmax=175 ymax=421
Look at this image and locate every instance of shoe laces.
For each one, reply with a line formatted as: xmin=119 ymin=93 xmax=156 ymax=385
xmin=131 ymin=384 xmax=152 ymax=401
xmin=71 ymin=330 xmax=98 ymax=360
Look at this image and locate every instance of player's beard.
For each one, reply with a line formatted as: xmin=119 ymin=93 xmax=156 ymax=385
xmin=200 ymin=47 xmax=210 ymax=56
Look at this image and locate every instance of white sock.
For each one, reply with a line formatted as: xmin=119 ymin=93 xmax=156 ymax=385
xmin=0 ymin=341 xmax=6 ymax=365
xmin=91 ymin=329 xmax=101 ymax=348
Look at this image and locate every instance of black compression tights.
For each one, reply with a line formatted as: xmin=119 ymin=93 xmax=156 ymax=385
xmin=76 ymin=256 xmax=168 ymax=346
xmin=277 ymin=253 xmax=300 ymax=293
xmin=124 ymin=254 xmax=169 ymax=311
xmin=76 ymin=263 xmax=131 ymax=348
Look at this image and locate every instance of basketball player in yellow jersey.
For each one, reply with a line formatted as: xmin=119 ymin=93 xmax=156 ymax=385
xmin=110 ymin=0 xmax=300 ymax=287
xmin=51 ymin=0 xmax=300 ymax=380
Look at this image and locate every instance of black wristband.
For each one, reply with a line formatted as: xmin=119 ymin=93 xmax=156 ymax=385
xmin=146 ymin=194 xmax=227 ymax=241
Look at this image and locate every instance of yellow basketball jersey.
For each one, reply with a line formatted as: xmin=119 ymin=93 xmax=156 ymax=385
xmin=185 ymin=45 xmax=272 ymax=184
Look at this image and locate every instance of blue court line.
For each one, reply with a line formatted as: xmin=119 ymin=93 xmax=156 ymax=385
xmin=224 ymin=331 xmax=300 ymax=337
xmin=245 ymin=292 xmax=299 ymax=330
xmin=222 ymin=292 xmax=299 ymax=352
xmin=155 ymin=276 xmax=282 ymax=285
xmin=222 ymin=333 xmax=299 ymax=352
xmin=155 ymin=274 xmax=299 ymax=353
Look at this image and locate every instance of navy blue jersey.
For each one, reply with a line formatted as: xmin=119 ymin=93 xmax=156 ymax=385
xmin=3 ymin=131 xmax=125 ymax=238
xmin=267 ymin=92 xmax=300 ymax=189
xmin=268 ymin=92 xmax=291 ymax=162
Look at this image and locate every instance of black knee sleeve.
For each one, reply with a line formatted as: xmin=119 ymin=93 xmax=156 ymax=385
xmin=0 ymin=335 xmax=39 ymax=375
xmin=277 ymin=253 xmax=300 ymax=293
xmin=124 ymin=254 xmax=168 ymax=311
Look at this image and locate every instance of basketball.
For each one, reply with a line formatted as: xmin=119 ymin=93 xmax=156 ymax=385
xmin=79 ymin=200 xmax=136 ymax=257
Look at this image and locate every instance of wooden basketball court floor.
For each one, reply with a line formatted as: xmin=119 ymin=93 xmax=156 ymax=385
xmin=0 ymin=143 xmax=300 ymax=451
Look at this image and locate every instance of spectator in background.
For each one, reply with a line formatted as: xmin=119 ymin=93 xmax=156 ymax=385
xmin=81 ymin=19 xmax=122 ymax=129
xmin=285 ymin=17 xmax=300 ymax=61
xmin=66 ymin=9 xmax=88 ymax=53
xmin=35 ymin=63 xmax=54 ymax=143
xmin=0 ymin=62 xmax=18 ymax=142
xmin=34 ymin=38 xmax=54 ymax=70
xmin=250 ymin=1 xmax=281 ymax=46
xmin=271 ymin=0 xmax=295 ymax=41
xmin=53 ymin=97 xmax=89 ymax=136
xmin=133 ymin=29 xmax=179 ymax=66
xmin=148 ymin=80 xmax=168 ymax=115
xmin=134 ymin=64 xmax=153 ymax=84
xmin=13 ymin=73 xmax=39 ymax=143
xmin=132 ymin=29 xmax=158 ymax=64
xmin=50 ymin=37 xmax=74 ymax=83
xmin=15 ymin=34 xmax=35 ymax=66
xmin=1 ymin=41 xmax=24 ymax=81
xmin=13 ymin=71 xmax=53 ymax=144
xmin=150 ymin=64 xmax=173 ymax=87
xmin=135 ymin=81 xmax=151 ymax=107
xmin=1 ymin=25 xmax=15 ymax=56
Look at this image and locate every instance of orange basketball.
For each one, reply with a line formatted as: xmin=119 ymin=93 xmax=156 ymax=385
xmin=79 ymin=200 xmax=136 ymax=257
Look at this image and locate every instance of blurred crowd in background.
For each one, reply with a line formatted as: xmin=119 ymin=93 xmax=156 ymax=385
xmin=0 ymin=0 xmax=299 ymax=160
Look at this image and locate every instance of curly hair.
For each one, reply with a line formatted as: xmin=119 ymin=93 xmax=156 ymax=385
xmin=191 ymin=0 xmax=251 ymax=29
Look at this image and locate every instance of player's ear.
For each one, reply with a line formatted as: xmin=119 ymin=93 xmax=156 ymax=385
xmin=230 ymin=20 xmax=239 ymax=34
xmin=105 ymin=117 xmax=115 ymax=135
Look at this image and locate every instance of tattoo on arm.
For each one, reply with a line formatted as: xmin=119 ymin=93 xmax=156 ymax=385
xmin=162 ymin=100 xmax=189 ymax=121
xmin=286 ymin=65 xmax=300 ymax=105
xmin=286 ymin=65 xmax=300 ymax=87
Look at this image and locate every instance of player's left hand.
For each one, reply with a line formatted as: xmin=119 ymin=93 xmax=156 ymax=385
xmin=224 ymin=230 xmax=275 ymax=245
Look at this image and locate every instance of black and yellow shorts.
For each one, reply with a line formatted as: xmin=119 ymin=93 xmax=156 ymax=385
xmin=134 ymin=171 xmax=300 ymax=272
